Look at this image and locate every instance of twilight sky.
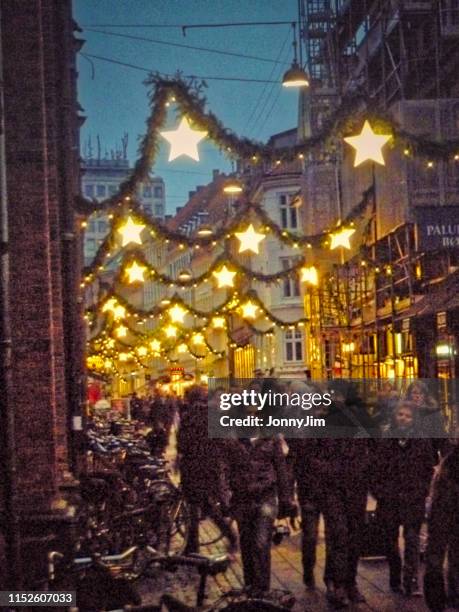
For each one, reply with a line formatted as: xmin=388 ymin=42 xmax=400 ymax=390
xmin=74 ymin=0 xmax=302 ymax=214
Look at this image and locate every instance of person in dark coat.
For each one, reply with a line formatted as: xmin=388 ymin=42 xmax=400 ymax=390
xmin=219 ymin=433 xmax=296 ymax=593
xmin=309 ymin=381 xmax=371 ymax=608
xmin=424 ymin=444 xmax=459 ymax=611
xmin=177 ymin=386 xmax=236 ymax=554
xmin=374 ymin=400 xmax=436 ymax=596
xmin=130 ymin=392 xmax=144 ymax=421
xmin=405 ymin=381 xmax=446 ymax=440
xmin=287 ymin=381 xmax=330 ymax=591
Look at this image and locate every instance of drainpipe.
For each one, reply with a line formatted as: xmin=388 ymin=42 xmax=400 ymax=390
xmin=0 ymin=7 xmax=22 ymax=589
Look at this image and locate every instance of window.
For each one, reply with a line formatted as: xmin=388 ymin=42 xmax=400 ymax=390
xmin=98 ymin=220 xmax=107 ymax=232
xmin=87 ymin=220 xmax=96 ymax=232
xmin=281 ymin=258 xmax=300 ymax=298
xmin=285 ymin=330 xmax=303 ymax=362
xmin=154 ymin=185 xmax=163 ymax=198
xmin=108 ymin=185 xmax=118 ymax=196
xmin=143 ymin=204 xmax=152 ymax=216
xmin=155 ymin=204 xmax=164 ymax=216
xmin=143 ymin=185 xmax=152 ymax=197
xmin=279 ymin=193 xmax=298 ymax=229
xmin=84 ymin=184 xmax=94 ymax=197
xmin=86 ymin=238 xmax=96 ymax=253
xmin=96 ymin=184 xmax=106 ymax=197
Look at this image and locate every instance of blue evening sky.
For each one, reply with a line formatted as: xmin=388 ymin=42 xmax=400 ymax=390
xmin=74 ymin=1 xmax=302 ymax=214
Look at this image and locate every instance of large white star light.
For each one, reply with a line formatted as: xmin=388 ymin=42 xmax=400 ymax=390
xmin=160 ymin=116 xmax=207 ymax=162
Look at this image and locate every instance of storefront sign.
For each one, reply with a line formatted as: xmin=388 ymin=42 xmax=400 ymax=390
xmin=416 ymin=206 xmax=459 ymax=251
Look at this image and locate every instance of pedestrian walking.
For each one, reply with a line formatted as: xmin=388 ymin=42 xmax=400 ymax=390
xmin=309 ymin=381 xmax=370 ymax=608
xmin=374 ymin=400 xmax=436 ymax=596
xmin=424 ymin=444 xmax=459 ymax=611
xmin=177 ymin=386 xmax=236 ymax=554
xmin=287 ymin=381 xmax=330 ymax=591
xmin=219 ymin=431 xmax=296 ymax=593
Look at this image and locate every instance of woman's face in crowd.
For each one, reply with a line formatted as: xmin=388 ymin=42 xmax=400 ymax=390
xmin=395 ymin=406 xmax=414 ymax=429
xmin=410 ymin=387 xmax=425 ymax=406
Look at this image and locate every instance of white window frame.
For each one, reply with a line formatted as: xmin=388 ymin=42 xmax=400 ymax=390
xmin=279 ymin=193 xmax=298 ymax=230
xmin=284 ymin=329 xmax=304 ymax=362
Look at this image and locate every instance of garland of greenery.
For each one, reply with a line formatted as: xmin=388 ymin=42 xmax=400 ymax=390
xmin=75 ymin=75 xmax=459 ymax=220
xmin=82 ymin=186 xmax=374 ymax=281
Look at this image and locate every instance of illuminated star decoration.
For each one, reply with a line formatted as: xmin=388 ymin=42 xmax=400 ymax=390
xmin=150 ymin=339 xmax=161 ymax=352
xmin=329 ymin=227 xmax=356 ymax=250
xmin=164 ymin=325 xmax=178 ymax=338
xmin=102 ymin=297 xmax=118 ymax=314
xmin=118 ymin=216 xmax=145 ymax=246
xmin=300 ymin=265 xmax=318 ymax=286
xmin=177 ymin=343 xmax=188 ymax=354
xmin=213 ymin=265 xmax=237 ymax=288
xmin=160 ymin=116 xmax=207 ymax=162
xmin=344 ymin=120 xmax=392 ymax=167
xmin=168 ymin=304 xmax=187 ymax=323
xmin=137 ymin=346 xmax=148 ymax=357
xmin=115 ymin=325 xmax=127 ymax=338
xmin=240 ymin=299 xmax=258 ymax=319
xmin=192 ymin=333 xmax=205 ymax=345
xmin=235 ymin=224 xmax=265 ymax=254
xmin=125 ymin=261 xmax=147 ymax=283
xmin=211 ymin=316 xmax=226 ymax=329
xmin=112 ymin=304 xmax=127 ymax=320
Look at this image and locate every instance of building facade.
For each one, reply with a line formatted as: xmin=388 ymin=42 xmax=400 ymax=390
xmin=82 ymin=156 xmax=165 ymax=264
xmin=299 ymin=0 xmax=459 ymax=423
xmin=0 ymin=0 xmax=83 ymax=588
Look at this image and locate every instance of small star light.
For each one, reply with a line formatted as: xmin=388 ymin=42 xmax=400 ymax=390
xmin=150 ymin=339 xmax=161 ymax=352
xmin=119 ymin=352 xmax=129 ymax=362
xmin=235 ymin=224 xmax=265 ymax=254
xmin=329 ymin=227 xmax=356 ymax=250
xmin=125 ymin=261 xmax=147 ymax=283
xmin=192 ymin=333 xmax=205 ymax=345
xmin=168 ymin=304 xmax=187 ymax=323
xmin=177 ymin=343 xmax=188 ymax=354
xmin=213 ymin=265 xmax=236 ymax=288
xmin=344 ymin=120 xmax=392 ymax=167
xmin=211 ymin=316 xmax=226 ymax=329
xmin=164 ymin=325 xmax=178 ymax=338
xmin=115 ymin=325 xmax=127 ymax=338
xmin=240 ymin=299 xmax=258 ymax=319
xmin=137 ymin=346 xmax=148 ymax=357
xmin=102 ymin=298 xmax=118 ymax=315
xmin=112 ymin=304 xmax=127 ymax=320
xmin=160 ymin=116 xmax=207 ymax=162
xmin=300 ymin=265 xmax=318 ymax=286
xmin=118 ymin=216 xmax=145 ymax=247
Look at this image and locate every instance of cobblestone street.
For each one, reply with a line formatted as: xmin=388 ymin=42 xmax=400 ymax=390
xmin=137 ymin=518 xmax=447 ymax=611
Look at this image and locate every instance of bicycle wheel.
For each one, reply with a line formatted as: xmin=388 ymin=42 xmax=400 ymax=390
xmin=147 ymin=480 xmax=190 ymax=554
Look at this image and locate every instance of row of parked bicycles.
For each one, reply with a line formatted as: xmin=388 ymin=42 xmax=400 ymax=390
xmin=21 ymin=422 xmax=295 ymax=612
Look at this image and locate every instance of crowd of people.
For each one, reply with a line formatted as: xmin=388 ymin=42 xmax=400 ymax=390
xmin=125 ymin=377 xmax=458 ymax=611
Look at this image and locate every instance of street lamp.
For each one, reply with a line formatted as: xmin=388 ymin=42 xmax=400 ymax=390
xmin=178 ymin=268 xmax=193 ymax=282
xmin=282 ymin=23 xmax=309 ymax=88
xmin=223 ymin=177 xmax=243 ymax=194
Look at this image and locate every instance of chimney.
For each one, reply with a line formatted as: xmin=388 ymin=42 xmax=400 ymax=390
xmin=212 ymin=169 xmax=220 ymax=181
xmin=188 ymin=191 xmax=196 ymax=199
xmin=176 ymin=206 xmax=183 ymax=214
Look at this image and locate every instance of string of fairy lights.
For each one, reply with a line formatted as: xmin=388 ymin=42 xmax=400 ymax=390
xmin=82 ymin=77 xmax=459 ymax=378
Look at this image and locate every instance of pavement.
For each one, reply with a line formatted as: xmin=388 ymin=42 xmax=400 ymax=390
xmin=137 ymin=515 xmax=454 ymax=611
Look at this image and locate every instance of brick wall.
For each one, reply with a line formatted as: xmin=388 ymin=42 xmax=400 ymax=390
xmin=1 ymin=0 xmax=81 ymax=513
